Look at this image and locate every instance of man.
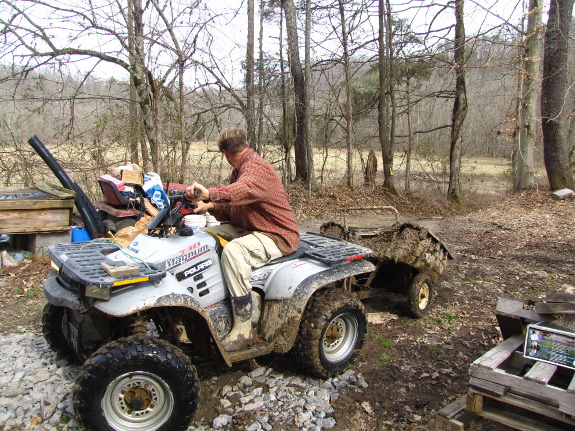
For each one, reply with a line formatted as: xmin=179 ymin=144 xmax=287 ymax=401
xmin=185 ymin=127 xmax=300 ymax=351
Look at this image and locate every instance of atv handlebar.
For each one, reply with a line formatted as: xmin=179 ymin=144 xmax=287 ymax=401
xmin=146 ymin=189 xmax=201 ymax=232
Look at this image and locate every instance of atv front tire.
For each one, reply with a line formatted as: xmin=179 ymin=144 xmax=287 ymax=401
xmin=293 ymin=288 xmax=366 ymax=379
xmin=42 ymin=303 xmax=79 ymax=363
xmin=407 ymin=273 xmax=433 ymax=318
xmin=74 ymin=335 xmax=199 ymax=431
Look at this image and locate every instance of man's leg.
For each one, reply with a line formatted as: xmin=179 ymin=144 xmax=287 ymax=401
xmin=219 ymin=232 xmax=282 ymax=351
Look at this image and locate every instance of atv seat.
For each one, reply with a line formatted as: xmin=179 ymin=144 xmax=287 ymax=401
xmin=265 ymin=241 xmax=313 ymax=266
xmin=99 ymin=175 xmax=131 ymax=207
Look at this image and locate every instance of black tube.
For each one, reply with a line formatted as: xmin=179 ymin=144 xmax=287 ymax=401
xmin=28 ymin=135 xmax=106 ymax=239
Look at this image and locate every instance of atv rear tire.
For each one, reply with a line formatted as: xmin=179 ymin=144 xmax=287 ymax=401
xmin=407 ymin=273 xmax=433 ymax=318
xmin=74 ymin=335 xmax=199 ymax=431
xmin=293 ymin=288 xmax=366 ymax=379
xmin=42 ymin=303 xmax=79 ymax=363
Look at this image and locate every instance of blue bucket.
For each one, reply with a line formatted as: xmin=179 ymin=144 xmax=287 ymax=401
xmin=71 ymin=226 xmax=91 ymax=242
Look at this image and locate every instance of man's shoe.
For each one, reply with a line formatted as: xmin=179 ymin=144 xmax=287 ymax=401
xmin=222 ymin=291 xmax=260 ymax=352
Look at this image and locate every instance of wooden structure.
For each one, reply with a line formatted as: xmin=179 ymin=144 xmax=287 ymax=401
xmin=0 ymin=183 xmax=75 ymax=256
xmin=435 ymin=297 xmax=575 ymax=431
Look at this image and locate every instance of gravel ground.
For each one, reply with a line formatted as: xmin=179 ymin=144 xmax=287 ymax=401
xmin=0 ymin=328 xmax=369 ymax=431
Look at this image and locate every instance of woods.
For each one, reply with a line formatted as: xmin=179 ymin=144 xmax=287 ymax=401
xmin=0 ymin=0 xmax=574 ymax=200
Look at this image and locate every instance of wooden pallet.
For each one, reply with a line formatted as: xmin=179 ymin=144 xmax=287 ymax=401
xmin=468 ymin=334 xmax=575 ymax=431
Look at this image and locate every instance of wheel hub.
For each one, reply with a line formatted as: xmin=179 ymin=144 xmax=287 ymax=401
xmin=322 ymin=314 xmax=359 ymax=363
xmin=102 ymin=372 xmax=173 ymax=430
xmin=418 ymin=283 xmax=430 ymax=310
xmin=324 ymin=320 xmax=344 ymax=349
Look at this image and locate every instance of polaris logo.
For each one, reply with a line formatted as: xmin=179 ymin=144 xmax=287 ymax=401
xmin=164 ymin=245 xmax=209 ymax=270
xmin=176 ymin=258 xmax=213 ymax=281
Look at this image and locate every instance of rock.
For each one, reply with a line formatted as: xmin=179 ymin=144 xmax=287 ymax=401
xmin=213 ymin=414 xmax=233 ymax=428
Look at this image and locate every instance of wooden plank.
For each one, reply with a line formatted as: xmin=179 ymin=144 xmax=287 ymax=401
xmin=535 ymin=302 xmax=575 ymax=314
xmin=545 ymin=293 xmax=575 ymax=303
xmin=524 ymin=361 xmax=558 ymax=384
xmin=101 ymin=262 xmax=140 ymax=277
xmin=472 ymin=334 xmax=524 ymax=370
xmin=469 ymin=389 xmax=575 ymax=430
xmin=0 ymin=208 xmax=71 ymax=233
xmin=434 ymin=396 xmax=479 ymax=431
xmin=438 ymin=395 xmax=468 ymax=419
xmin=469 ymin=377 xmax=507 ymax=397
xmin=469 ymin=366 xmax=575 ymax=417
xmin=0 ymin=198 xmax=75 ymax=210
xmin=34 ymin=183 xmax=75 ymax=199
xmin=495 ymin=297 xmax=550 ymax=324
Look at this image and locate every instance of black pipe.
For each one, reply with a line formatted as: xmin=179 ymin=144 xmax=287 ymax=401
xmin=28 ymin=135 xmax=106 ymax=239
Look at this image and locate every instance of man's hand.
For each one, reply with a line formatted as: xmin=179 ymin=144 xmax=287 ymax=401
xmin=193 ymin=200 xmax=215 ymax=214
xmin=185 ymin=182 xmax=209 ymax=201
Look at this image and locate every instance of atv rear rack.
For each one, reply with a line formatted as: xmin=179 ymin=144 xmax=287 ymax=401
xmin=300 ymin=232 xmax=373 ymax=265
xmin=49 ymin=241 xmax=166 ymax=300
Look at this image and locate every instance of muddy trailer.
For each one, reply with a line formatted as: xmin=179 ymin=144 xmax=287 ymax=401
xmin=320 ymin=206 xmax=453 ymax=318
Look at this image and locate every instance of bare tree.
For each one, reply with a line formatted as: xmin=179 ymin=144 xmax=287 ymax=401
xmin=515 ymin=0 xmax=543 ymax=190
xmin=246 ymin=0 xmax=256 ymax=146
xmin=339 ymin=0 xmax=354 ymax=188
xmin=0 ymin=0 xmax=202 ymax=176
xmin=378 ymin=0 xmax=398 ymax=194
xmin=447 ymin=0 xmax=468 ymax=203
xmin=281 ymin=0 xmax=311 ymax=184
xmin=541 ymin=0 xmax=575 ymax=190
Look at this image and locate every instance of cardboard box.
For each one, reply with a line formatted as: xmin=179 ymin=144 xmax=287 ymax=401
xmin=121 ymin=169 xmax=144 ymax=185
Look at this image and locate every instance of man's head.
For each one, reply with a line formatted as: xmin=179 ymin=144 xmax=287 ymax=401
xmin=218 ymin=127 xmax=248 ymax=153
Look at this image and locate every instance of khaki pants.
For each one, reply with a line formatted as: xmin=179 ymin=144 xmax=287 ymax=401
xmin=203 ymin=224 xmax=283 ymax=297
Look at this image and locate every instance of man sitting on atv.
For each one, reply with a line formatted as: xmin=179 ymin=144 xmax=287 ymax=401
xmin=185 ymin=127 xmax=300 ymax=351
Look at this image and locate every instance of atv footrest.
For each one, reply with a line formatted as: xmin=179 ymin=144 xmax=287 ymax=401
xmin=300 ymin=232 xmax=372 ymax=265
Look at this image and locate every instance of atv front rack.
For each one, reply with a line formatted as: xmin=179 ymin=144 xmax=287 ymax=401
xmin=49 ymin=240 xmax=166 ymax=300
xmin=300 ymin=232 xmax=372 ymax=265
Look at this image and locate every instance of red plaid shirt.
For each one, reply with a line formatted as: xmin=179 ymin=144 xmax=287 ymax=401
xmin=209 ymin=148 xmax=300 ymax=255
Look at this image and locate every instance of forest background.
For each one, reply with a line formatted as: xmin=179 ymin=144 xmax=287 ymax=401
xmin=1 ymin=0 xmax=574 ymax=206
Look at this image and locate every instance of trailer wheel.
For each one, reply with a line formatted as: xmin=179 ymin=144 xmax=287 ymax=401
xmin=74 ymin=335 xmax=199 ymax=431
xmin=42 ymin=303 xmax=79 ymax=363
xmin=293 ymin=288 xmax=366 ymax=379
xmin=407 ymin=273 xmax=433 ymax=318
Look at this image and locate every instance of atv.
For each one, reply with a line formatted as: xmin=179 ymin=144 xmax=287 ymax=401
xmin=41 ymin=193 xmax=375 ymax=431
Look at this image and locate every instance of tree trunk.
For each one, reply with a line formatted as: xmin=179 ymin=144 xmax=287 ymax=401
xmin=246 ymin=0 xmax=256 ymax=147
xmin=304 ymin=0 xmax=315 ymax=190
xmin=282 ymin=0 xmax=309 ymax=184
xmin=127 ymin=0 xmax=140 ymax=166
xmin=448 ymin=0 xmax=468 ymax=203
xmin=516 ymin=0 xmax=543 ymax=191
xmin=339 ymin=0 xmax=354 ymax=188
xmin=378 ymin=0 xmax=396 ymax=194
xmin=405 ymin=78 xmax=413 ymax=194
xmin=541 ymin=0 xmax=575 ymax=190
xmin=279 ymin=6 xmax=292 ymax=183
xmin=256 ymin=0 xmax=265 ymax=154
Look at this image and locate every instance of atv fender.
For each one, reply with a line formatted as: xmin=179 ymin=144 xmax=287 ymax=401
xmin=260 ymin=259 xmax=375 ymax=352
xmin=93 ymin=272 xmax=234 ymax=366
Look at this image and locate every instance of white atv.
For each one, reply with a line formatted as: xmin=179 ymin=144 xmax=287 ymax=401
xmin=42 ymin=194 xmax=375 ymax=431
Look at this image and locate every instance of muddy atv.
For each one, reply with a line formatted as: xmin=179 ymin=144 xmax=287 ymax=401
xmin=41 ymin=194 xmax=375 ymax=431
xmin=320 ymin=206 xmax=453 ymax=318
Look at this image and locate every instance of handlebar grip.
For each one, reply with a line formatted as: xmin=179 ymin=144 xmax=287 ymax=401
xmin=194 ymin=188 xmax=201 ymax=197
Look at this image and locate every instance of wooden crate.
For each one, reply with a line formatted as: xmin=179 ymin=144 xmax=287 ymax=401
xmin=0 ymin=183 xmax=75 ymax=233
xmin=468 ymin=334 xmax=575 ymax=431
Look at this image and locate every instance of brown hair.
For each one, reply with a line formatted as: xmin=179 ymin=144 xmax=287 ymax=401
xmin=217 ymin=127 xmax=248 ymax=153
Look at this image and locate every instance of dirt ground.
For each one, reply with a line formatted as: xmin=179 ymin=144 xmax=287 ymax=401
xmin=1 ymin=187 xmax=574 ymax=430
